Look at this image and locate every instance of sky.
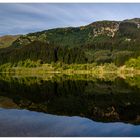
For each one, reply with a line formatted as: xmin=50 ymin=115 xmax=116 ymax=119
xmin=1 ymin=3 xmax=140 ymax=36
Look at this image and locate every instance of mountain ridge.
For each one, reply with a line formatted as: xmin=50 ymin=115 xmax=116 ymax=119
xmin=1 ymin=18 xmax=140 ymax=66
xmin=11 ymin=18 xmax=140 ymax=48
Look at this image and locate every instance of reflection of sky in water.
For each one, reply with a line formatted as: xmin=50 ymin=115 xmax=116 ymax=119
xmin=0 ymin=108 xmax=140 ymax=137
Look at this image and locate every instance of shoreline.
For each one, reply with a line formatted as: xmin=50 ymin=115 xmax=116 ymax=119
xmin=0 ymin=63 xmax=140 ymax=79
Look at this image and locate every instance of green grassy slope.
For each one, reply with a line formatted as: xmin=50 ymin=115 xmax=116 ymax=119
xmin=0 ymin=35 xmax=20 ymax=48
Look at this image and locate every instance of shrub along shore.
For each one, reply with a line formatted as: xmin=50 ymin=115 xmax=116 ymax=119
xmin=0 ymin=58 xmax=140 ymax=76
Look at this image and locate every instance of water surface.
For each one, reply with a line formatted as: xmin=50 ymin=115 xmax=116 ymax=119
xmin=0 ymin=74 xmax=140 ymax=136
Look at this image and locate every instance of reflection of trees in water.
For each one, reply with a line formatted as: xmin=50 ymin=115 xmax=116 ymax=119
xmin=0 ymin=75 xmax=140 ymax=124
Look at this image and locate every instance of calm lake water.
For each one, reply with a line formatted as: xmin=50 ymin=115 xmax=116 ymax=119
xmin=1 ymin=73 xmax=140 ymax=136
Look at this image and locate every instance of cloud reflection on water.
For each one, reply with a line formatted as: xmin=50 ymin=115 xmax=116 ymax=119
xmin=0 ymin=108 xmax=140 ymax=137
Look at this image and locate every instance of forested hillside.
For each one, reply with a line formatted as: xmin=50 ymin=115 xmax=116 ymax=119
xmin=1 ymin=18 xmax=140 ymax=66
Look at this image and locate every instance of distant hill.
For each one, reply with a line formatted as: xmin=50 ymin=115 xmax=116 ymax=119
xmin=0 ymin=35 xmax=20 ymax=48
xmin=1 ymin=18 xmax=140 ymax=66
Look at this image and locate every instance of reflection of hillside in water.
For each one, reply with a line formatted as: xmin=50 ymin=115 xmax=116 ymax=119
xmin=0 ymin=74 xmax=140 ymax=124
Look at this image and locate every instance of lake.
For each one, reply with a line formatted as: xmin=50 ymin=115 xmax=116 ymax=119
xmin=0 ymin=73 xmax=140 ymax=136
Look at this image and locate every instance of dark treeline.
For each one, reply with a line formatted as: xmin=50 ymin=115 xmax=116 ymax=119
xmin=1 ymin=40 xmax=140 ymax=66
xmin=0 ymin=41 xmax=87 ymax=65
